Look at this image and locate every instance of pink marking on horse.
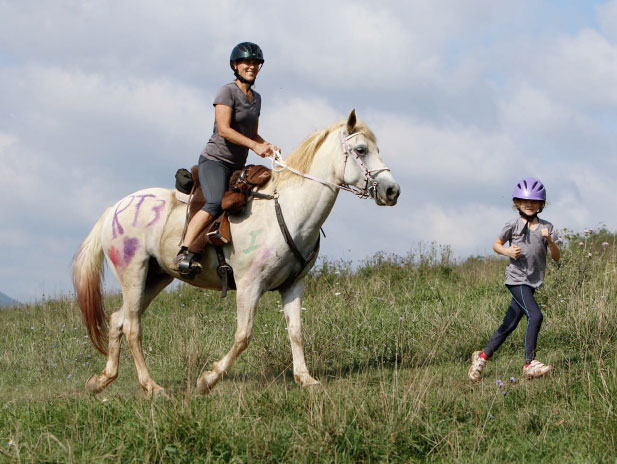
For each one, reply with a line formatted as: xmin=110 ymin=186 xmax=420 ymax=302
xmin=109 ymin=246 xmax=122 ymax=269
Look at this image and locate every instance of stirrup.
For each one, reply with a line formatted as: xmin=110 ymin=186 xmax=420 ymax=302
xmin=177 ymin=252 xmax=202 ymax=277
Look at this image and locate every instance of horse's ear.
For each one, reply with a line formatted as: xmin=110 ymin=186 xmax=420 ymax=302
xmin=346 ymin=109 xmax=357 ymax=133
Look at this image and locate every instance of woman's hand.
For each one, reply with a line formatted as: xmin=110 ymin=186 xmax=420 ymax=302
xmin=252 ymin=142 xmax=272 ymax=157
xmin=252 ymin=142 xmax=280 ymax=158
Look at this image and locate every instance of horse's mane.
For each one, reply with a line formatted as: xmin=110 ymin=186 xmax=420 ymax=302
xmin=270 ymin=119 xmax=376 ymax=188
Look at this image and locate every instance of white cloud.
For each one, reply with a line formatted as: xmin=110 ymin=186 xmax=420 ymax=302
xmin=367 ymin=112 xmax=518 ymax=199
xmin=549 ymin=165 xmax=617 ymax=232
xmin=597 ymin=0 xmax=617 ymax=41
xmin=498 ymin=84 xmax=574 ymax=133
xmin=2 ymin=65 xmax=211 ymax=147
xmin=509 ymin=28 xmax=617 ymax=111
xmin=259 ymin=97 xmax=341 ymax=154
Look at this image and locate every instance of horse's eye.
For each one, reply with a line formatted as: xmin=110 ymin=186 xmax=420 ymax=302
xmin=355 ymin=145 xmax=368 ymax=156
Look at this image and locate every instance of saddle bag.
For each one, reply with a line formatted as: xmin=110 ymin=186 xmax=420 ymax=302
xmin=221 ymin=191 xmax=247 ymax=214
xmin=222 ymin=164 xmax=272 ymax=215
xmin=175 ymin=168 xmax=194 ymax=194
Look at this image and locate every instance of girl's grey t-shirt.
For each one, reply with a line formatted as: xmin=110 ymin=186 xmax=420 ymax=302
xmin=499 ymin=217 xmax=558 ymax=288
xmin=201 ymin=83 xmax=261 ymax=170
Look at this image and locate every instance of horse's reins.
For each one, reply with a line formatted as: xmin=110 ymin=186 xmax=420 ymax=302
xmin=269 ymin=128 xmax=391 ymax=200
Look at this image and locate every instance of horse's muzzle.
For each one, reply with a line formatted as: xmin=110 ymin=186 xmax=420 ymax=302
xmin=375 ymin=181 xmax=400 ymax=206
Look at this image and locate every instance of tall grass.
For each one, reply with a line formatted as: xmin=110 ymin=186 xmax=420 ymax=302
xmin=1 ymin=230 xmax=616 ymax=462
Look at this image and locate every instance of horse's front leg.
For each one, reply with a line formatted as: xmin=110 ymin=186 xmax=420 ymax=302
xmin=281 ymin=279 xmax=320 ymax=387
xmin=196 ymin=285 xmax=262 ymax=394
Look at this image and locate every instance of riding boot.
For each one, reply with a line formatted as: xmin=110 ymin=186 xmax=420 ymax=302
xmin=175 ymin=214 xmax=215 ymax=277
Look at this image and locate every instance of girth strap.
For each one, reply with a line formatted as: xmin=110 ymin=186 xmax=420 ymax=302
xmin=274 ymin=193 xmax=320 ymax=290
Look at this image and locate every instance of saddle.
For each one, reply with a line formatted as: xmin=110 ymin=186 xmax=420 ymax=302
xmin=181 ymin=164 xmax=272 ymax=254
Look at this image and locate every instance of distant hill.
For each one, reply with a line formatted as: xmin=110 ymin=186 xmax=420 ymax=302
xmin=0 ymin=291 xmax=21 ymax=308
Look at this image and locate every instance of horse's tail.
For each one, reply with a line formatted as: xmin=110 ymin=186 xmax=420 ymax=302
xmin=73 ymin=208 xmax=110 ymax=355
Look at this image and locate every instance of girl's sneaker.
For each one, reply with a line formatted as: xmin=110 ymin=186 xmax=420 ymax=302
xmin=468 ymin=351 xmax=487 ymax=381
xmin=523 ymin=360 xmax=553 ymax=379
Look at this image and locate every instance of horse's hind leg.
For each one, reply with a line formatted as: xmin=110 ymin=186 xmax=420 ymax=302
xmin=196 ymin=285 xmax=262 ymax=394
xmin=85 ymin=308 xmax=125 ymax=394
xmin=125 ymin=262 xmax=174 ymax=396
xmin=86 ymin=258 xmax=173 ymax=396
xmin=281 ymin=279 xmax=319 ymax=387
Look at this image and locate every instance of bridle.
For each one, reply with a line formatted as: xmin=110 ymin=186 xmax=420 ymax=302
xmin=270 ymin=128 xmax=390 ymax=199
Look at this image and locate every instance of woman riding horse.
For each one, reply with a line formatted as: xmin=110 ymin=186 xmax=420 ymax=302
xmin=175 ymin=42 xmax=279 ymax=274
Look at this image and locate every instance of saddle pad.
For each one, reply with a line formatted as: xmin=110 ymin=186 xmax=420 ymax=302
xmin=175 ymin=191 xmax=190 ymax=204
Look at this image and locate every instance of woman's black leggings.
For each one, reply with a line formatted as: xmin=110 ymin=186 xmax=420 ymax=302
xmin=483 ymin=284 xmax=544 ymax=364
xmin=198 ymin=158 xmax=236 ymax=217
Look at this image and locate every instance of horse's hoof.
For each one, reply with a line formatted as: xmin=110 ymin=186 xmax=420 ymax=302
xmin=196 ymin=371 xmax=219 ymax=395
xmin=148 ymin=386 xmax=169 ymax=399
xmin=295 ymin=374 xmax=320 ymax=388
xmin=85 ymin=375 xmax=106 ymax=394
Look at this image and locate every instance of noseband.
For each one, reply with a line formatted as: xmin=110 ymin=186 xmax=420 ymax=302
xmin=271 ymin=128 xmax=390 ymax=199
xmin=339 ymin=130 xmax=390 ymax=199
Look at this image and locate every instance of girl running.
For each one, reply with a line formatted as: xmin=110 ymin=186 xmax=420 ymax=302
xmin=469 ymin=177 xmax=560 ymax=381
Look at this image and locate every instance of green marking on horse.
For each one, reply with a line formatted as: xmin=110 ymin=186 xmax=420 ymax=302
xmin=242 ymin=229 xmax=263 ymax=254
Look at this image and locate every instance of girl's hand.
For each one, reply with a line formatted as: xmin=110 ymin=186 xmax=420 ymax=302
xmin=541 ymin=227 xmax=553 ymax=243
xmin=508 ymin=245 xmax=521 ymax=259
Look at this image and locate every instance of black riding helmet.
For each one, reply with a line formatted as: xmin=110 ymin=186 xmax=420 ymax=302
xmin=230 ymin=42 xmax=264 ymax=85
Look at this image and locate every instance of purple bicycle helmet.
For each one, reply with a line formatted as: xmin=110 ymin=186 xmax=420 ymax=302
xmin=512 ymin=177 xmax=546 ymax=201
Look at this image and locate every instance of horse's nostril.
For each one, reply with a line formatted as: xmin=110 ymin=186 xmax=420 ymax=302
xmin=386 ymin=186 xmax=399 ymax=201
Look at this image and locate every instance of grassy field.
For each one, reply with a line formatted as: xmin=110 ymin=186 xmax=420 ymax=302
xmin=1 ymin=230 xmax=617 ymax=462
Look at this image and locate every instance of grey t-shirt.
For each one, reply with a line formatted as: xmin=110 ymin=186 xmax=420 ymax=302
xmin=201 ymin=82 xmax=261 ymax=170
xmin=499 ymin=217 xmax=558 ymax=288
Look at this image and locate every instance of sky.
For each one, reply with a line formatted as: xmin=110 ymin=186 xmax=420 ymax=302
xmin=2 ymin=0 xmax=617 ymax=303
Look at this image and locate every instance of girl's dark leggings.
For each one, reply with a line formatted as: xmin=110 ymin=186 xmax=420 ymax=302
xmin=483 ymin=284 xmax=543 ymax=364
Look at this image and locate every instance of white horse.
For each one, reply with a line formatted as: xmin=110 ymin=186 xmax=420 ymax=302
xmin=73 ymin=111 xmax=400 ymax=397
